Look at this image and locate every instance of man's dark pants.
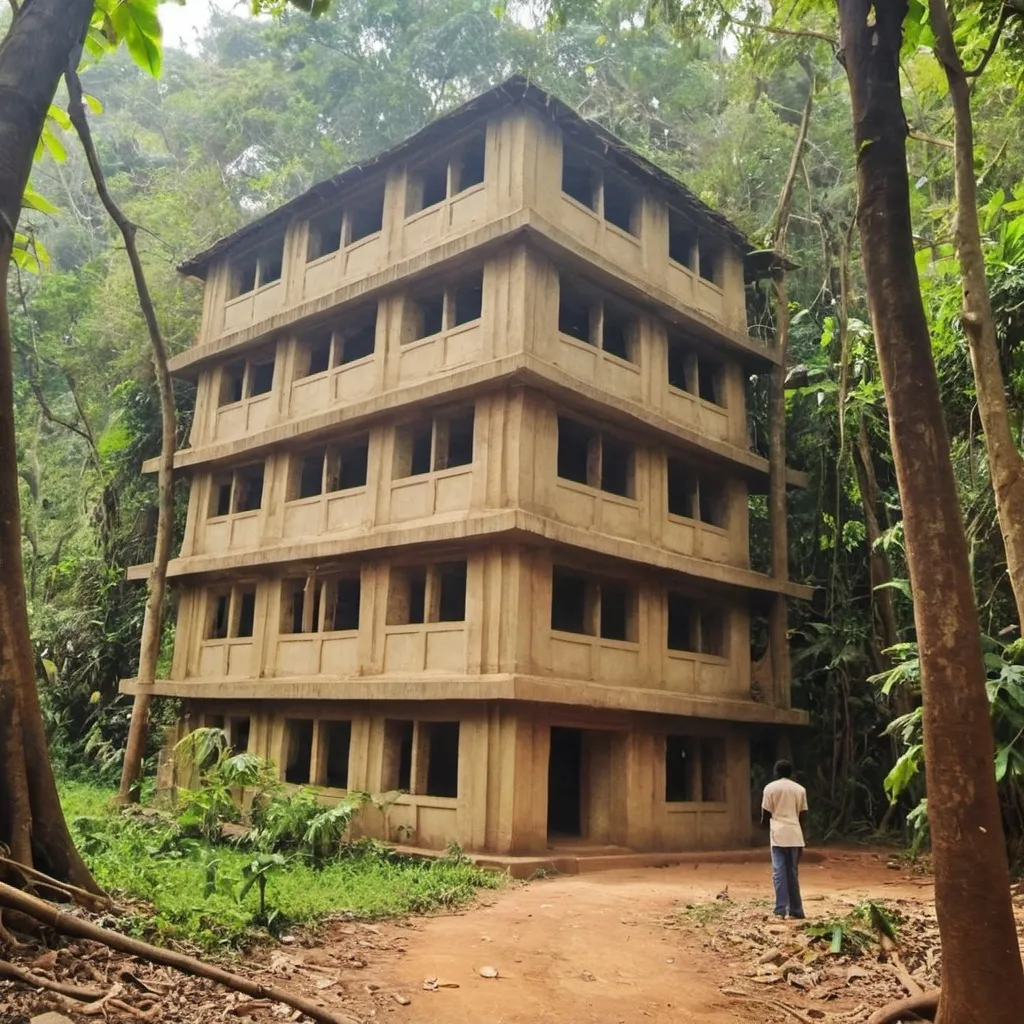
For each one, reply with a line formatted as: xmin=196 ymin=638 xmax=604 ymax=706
xmin=770 ymin=846 xmax=804 ymax=917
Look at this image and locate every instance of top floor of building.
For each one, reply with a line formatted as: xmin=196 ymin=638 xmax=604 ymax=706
xmin=174 ymin=77 xmax=771 ymax=380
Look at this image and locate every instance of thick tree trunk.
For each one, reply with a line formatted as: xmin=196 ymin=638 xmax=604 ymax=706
xmin=836 ymin=2 xmax=1024 ymax=1021
xmin=928 ymin=0 xmax=1024 ymax=632
xmin=0 ymin=0 xmax=99 ymax=889
xmin=64 ymin=70 xmax=177 ymax=805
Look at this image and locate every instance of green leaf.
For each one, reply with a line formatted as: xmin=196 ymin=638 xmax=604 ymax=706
xmin=109 ymin=0 xmax=164 ymax=77
xmin=46 ymin=104 xmax=72 ymax=131
xmin=830 ymin=924 xmax=843 ymax=954
xmin=995 ymin=744 xmax=1011 ymax=783
xmin=40 ymin=128 xmax=67 ymax=163
xmin=22 ymin=186 xmax=59 ymax=216
xmin=84 ymin=94 xmax=105 ymax=115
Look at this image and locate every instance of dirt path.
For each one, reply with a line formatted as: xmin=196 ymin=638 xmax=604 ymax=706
xmin=299 ymin=850 xmax=936 ymax=1024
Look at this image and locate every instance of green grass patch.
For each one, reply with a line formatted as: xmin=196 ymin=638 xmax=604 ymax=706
xmin=60 ymin=780 xmax=502 ymax=951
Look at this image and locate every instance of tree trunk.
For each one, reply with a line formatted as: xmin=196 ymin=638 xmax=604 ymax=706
xmin=63 ymin=69 xmax=177 ymax=805
xmin=0 ymin=0 xmax=99 ymax=889
xmin=836 ymin=2 xmax=1024 ymax=1021
xmin=928 ymin=0 xmax=1024 ymax=632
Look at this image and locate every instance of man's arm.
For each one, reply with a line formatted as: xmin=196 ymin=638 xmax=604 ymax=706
xmin=761 ymin=807 xmax=772 ymax=828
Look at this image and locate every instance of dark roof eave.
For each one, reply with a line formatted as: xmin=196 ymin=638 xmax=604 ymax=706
xmin=178 ymin=76 xmax=754 ymax=279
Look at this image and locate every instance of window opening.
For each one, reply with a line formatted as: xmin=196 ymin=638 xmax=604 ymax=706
xmin=667 ymin=335 xmax=693 ymax=392
xmin=667 ymin=459 xmax=697 ymax=518
xmin=603 ymin=177 xmax=637 ymax=235
xmin=236 ymin=589 xmax=256 ymax=637
xmin=387 ymin=567 xmax=428 ymax=625
xmin=558 ymin=284 xmax=592 ymax=343
xmin=209 ymin=593 xmax=230 ymax=640
xmin=701 ymin=610 xmax=726 ymax=657
xmin=547 ymin=727 xmax=582 ymax=836
xmin=454 ymin=135 xmax=486 ymax=192
xmin=232 ymin=255 xmax=258 ymax=297
xmin=329 ymin=577 xmax=361 ymax=631
xmin=303 ymin=327 xmax=333 ymax=376
xmin=330 ymin=437 xmax=369 ymax=491
xmin=668 ymin=212 xmax=696 ymax=269
xmin=557 ymin=417 xmax=596 ymax=486
xmin=701 ymin=738 xmax=727 ymax=801
xmin=211 ymin=475 xmax=233 ymax=518
xmin=602 ymin=306 xmax=635 ymax=362
xmin=308 ymin=210 xmax=343 ymax=261
xmin=258 ymin=246 xmax=283 ymax=286
xmin=419 ymin=161 xmax=449 ymax=211
xmin=437 ymin=562 xmax=468 ymax=622
xmin=599 ymin=584 xmax=631 ymax=641
xmin=698 ymin=356 xmax=725 ymax=406
xmin=436 ymin=411 xmax=474 ymax=470
xmin=284 ymin=719 xmax=314 ymax=785
xmin=600 ymin=436 xmax=634 ymax=498
xmin=665 ymin=735 xmax=696 ymax=801
xmin=423 ymin=722 xmax=460 ymax=797
xmin=667 ymin=593 xmax=696 ymax=651
xmin=233 ymin=464 xmax=265 ymax=513
xmin=348 ymin=191 xmax=384 ymax=243
xmin=453 ymin=277 xmax=483 ymax=326
xmin=551 ymin=568 xmax=590 ymax=634
xmin=383 ymin=719 xmax=414 ymax=791
xmin=323 ymin=720 xmax=352 ymax=788
xmin=228 ymin=717 xmax=251 ymax=757
xmin=338 ymin=310 xmax=377 ymax=364
xmin=699 ymin=477 xmax=726 ymax=527
xmin=296 ymin=449 xmax=325 ymax=499
xmin=698 ymin=239 xmax=720 ymax=284
xmin=562 ymin=148 xmax=596 ymax=210
xmin=220 ymin=363 xmax=245 ymax=405
xmin=412 ymin=293 xmax=445 ymax=340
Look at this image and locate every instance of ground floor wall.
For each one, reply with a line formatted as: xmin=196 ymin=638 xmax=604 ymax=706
xmin=159 ymin=698 xmax=757 ymax=855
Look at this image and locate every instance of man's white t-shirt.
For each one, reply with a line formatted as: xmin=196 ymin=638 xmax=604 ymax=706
xmin=762 ymin=777 xmax=808 ymax=848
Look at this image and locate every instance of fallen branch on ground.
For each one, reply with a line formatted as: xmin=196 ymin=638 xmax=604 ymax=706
xmin=0 ymin=855 xmax=115 ymax=913
xmin=0 ymin=957 xmax=106 ymax=1001
xmin=867 ymin=990 xmax=940 ymax=1024
xmin=0 ymin=881 xmax=358 ymax=1024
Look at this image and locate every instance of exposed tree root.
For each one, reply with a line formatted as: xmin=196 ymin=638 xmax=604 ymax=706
xmin=0 ymin=853 xmax=115 ymax=912
xmin=867 ymin=990 xmax=940 ymax=1024
xmin=0 ymin=956 xmax=106 ymax=1001
xmin=0 ymin=881 xmax=359 ymax=1024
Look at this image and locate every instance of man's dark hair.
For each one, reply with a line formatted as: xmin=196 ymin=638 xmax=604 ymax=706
xmin=774 ymin=759 xmax=794 ymax=778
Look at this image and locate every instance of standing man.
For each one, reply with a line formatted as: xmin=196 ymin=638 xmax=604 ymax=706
xmin=761 ymin=759 xmax=808 ymax=919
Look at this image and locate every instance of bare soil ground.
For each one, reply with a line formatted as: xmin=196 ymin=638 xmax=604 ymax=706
xmin=5 ymin=849 xmax=1023 ymax=1024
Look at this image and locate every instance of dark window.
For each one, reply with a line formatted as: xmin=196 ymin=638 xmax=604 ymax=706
xmin=308 ymin=210 xmax=343 ymax=260
xmin=209 ymin=593 xmax=230 ymax=639
xmin=701 ymin=610 xmax=726 ymax=657
xmin=602 ymin=307 xmax=634 ymax=362
xmin=349 ymin=192 xmax=384 ymax=243
xmin=389 ymin=568 xmax=427 ymax=625
xmin=212 ymin=476 xmax=232 ymax=517
xmin=667 ymin=458 xmax=697 ymax=518
xmin=557 ymin=417 xmax=595 ymax=486
xmin=413 ymin=294 xmax=445 ymax=340
xmin=330 ymin=438 xmax=369 ymax=491
xmin=236 ymin=589 xmax=257 ymax=637
xmin=668 ymin=213 xmax=696 ymax=268
xmin=228 ymin=717 xmax=251 ymax=757
xmin=300 ymin=328 xmax=333 ymax=377
xmin=667 ymin=593 xmax=696 ymax=652
xmin=233 ymin=464 xmax=265 ymax=513
xmin=220 ymin=363 xmax=245 ymax=405
xmin=437 ymin=562 xmax=468 ymax=622
xmin=330 ymin=578 xmax=361 ymax=631
xmin=419 ymin=162 xmax=449 ymax=210
xmin=410 ymin=424 xmax=433 ymax=476
xmin=456 ymin=136 xmax=486 ymax=192
xmin=698 ymin=240 xmax=720 ymax=284
xmin=562 ymin=149 xmax=596 ymax=210
xmin=551 ymin=568 xmax=589 ymax=634
xmin=558 ymin=284 xmax=592 ymax=343
xmin=601 ymin=436 xmax=634 ymax=498
xmin=258 ymin=245 xmax=283 ymax=286
xmin=599 ymin=584 xmax=631 ymax=641
xmin=324 ymin=721 xmax=352 ymax=788
xmin=286 ymin=581 xmax=306 ymax=634
xmin=438 ymin=412 xmax=474 ymax=470
xmin=453 ymin=278 xmax=483 ymax=326
xmin=232 ymin=255 xmax=258 ymax=297
xmin=603 ymin=178 xmax=637 ymax=235
xmin=384 ymin=719 xmax=414 ymax=791
xmin=338 ymin=310 xmax=376 ymax=364
xmin=699 ymin=477 xmax=726 ymax=528
xmin=284 ymin=719 xmax=314 ymax=785
xmin=701 ymin=738 xmax=727 ymax=801
xmin=667 ymin=336 xmax=692 ymax=392
xmin=296 ymin=450 xmax=325 ymax=500
xmin=665 ymin=735 xmax=696 ymax=802
xmin=698 ymin=356 xmax=725 ymax=406
xmin=248 ymin=360 xmax=275 ymax=397
xmin=424 ymin=721 xmax=460 ymax=797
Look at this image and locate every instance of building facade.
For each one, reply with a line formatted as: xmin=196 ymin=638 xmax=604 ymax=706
xmin=127 ymin=78 xmax=810 ymax=855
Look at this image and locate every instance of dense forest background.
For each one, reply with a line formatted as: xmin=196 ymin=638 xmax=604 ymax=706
xmin=11 ymin=0 xmax=1024 ymax=855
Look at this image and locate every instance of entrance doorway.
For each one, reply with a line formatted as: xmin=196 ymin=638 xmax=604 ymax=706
xmin=547 ymin=727 xmax=582 ymax=837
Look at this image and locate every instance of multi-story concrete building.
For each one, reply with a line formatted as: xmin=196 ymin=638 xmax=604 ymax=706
xmin=126 ymin=77 xmax=810 ymax=855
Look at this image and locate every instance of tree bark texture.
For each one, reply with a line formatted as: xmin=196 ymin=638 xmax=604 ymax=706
xmin=63 ymin=69 xmax=178 ymax=805
xmin=928 ymin=0 xmax=1024 ymax=632
xmin=0 ymin=0 xmax=99 ymax=889
xmin=837 ymin=2 xmax=1024 ymax=1021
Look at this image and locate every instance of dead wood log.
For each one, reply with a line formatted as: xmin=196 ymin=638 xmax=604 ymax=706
xmin=0 ymin=956 xmax=106 ymax=1000
xmin=0 ymin=881 xmax=358 ymax=1024
xmin=0 ymin=855 xmax=115 ymax=912
xmin=867 ymin=990 xmax=940 ymax=1024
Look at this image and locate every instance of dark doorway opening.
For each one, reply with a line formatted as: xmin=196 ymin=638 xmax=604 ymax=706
xmin=547 ymin=726 xmax=582 ymax=838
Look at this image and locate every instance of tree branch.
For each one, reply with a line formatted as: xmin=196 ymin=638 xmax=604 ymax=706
xmin=909 ymin=129 xmax=954 ymax=150
xmin=965 ymin=2 xmax=1010 ymax=77
xmin=713 ymin=0 xmax=837 ymax=46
